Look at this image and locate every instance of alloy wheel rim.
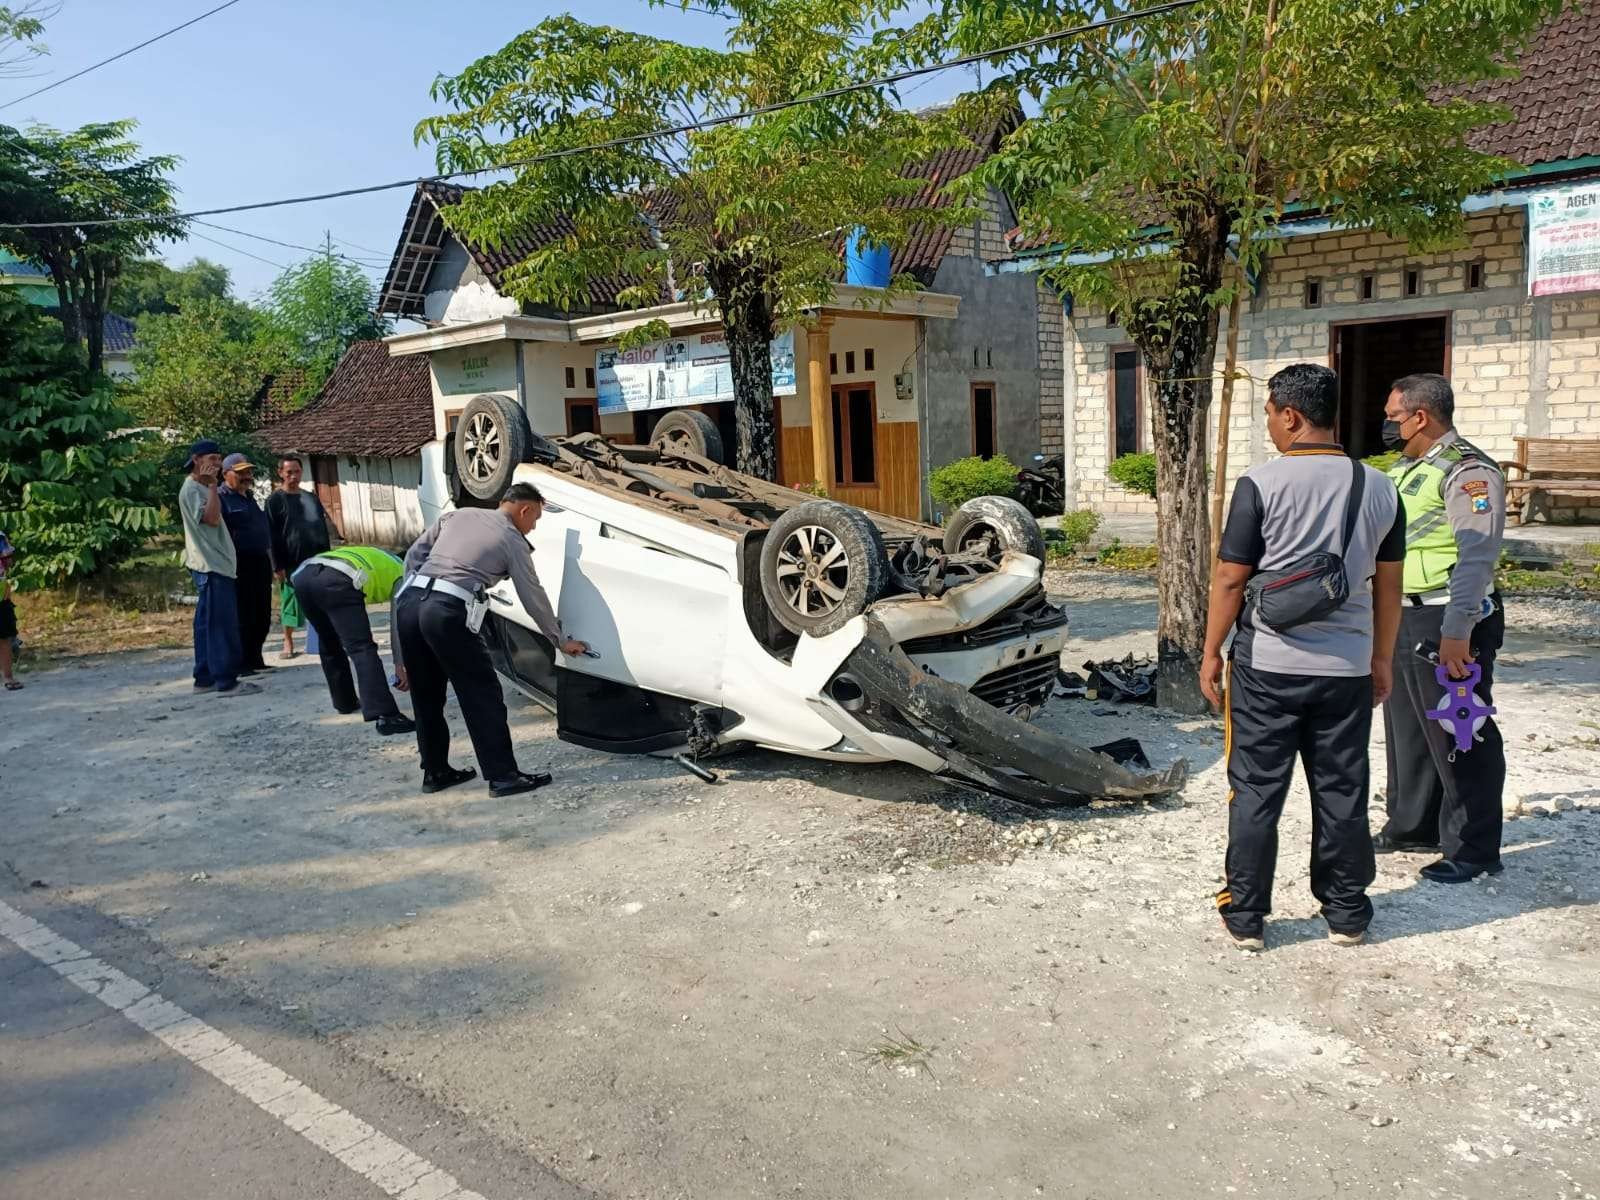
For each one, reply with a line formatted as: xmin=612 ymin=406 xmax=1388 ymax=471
xmin=774 ymin=524 xmax=850 ymax=618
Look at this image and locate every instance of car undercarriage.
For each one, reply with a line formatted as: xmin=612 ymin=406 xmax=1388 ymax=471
xmin=433 ymin=397 xmax=1189 ymax=808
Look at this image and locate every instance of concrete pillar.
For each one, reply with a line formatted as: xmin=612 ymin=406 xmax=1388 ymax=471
xmin=807 ymin=317 xmax=835 ymax=492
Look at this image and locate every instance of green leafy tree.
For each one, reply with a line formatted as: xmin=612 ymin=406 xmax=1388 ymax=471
xmin=0 ymin=2 xmax=51 ymax=77
xmin=112 ymin=256 xmax=233 ymax=318
xmin=939 ymin=0 xmax=1563 ymax=709
xmin=416 ymin=0 xmax=974 ymax=480
xmin=129 ymin=297 xmax=280 ymax=435
xmin=0 ymin=119 xmax=184 ymax=373
xmin=262 ymin=252 xmax=388 ymax=398
xmin=0 ymin=287 xmax=166 ymax=589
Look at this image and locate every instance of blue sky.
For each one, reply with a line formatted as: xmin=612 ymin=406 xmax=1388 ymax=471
xmin=6 ymin=0 xmax=963 ymax=305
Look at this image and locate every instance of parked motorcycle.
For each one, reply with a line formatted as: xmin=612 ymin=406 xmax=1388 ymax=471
xmin=1016 ymin=454 xmax=1065 ymax=517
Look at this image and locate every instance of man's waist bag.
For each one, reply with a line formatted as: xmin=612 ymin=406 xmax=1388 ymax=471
xmin=1244 ymin=457 xmax=1365 ymax=632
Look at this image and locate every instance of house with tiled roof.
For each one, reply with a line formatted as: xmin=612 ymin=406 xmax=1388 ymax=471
xmin=374 ymin=116 xmax=1058 ymax=521
xmin=4 ymin=250 xmax=142 ymax=379
xmin=999 ymin=5 xmax=1600 ymax=522
xmin=258 ymin=341 xmax=435 ymax=547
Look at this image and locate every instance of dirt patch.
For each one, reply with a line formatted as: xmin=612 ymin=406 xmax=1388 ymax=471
xmin=3 ymin=578 xmax=1598 ymax=1200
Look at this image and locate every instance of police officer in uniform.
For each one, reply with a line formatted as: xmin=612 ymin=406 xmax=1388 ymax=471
xmin=397 ymin=483 xmax=588 ymax=798
xmin=1376 ymin=373 xmax=1508 ymax=883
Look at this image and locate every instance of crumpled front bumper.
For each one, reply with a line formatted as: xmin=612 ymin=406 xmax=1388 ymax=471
xmin=839 ymin=616 xmax=1188 ymax=807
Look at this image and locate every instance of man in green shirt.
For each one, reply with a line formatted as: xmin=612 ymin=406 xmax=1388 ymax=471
xmin=290 ymin=545 xmax=414 ymax=734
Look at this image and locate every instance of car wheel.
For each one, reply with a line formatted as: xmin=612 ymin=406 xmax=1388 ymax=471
xmin=943 ymin=495 xmax=1048 ymax=564
xmin=455 ymin=394 xmax=533 ymax=502
xmin=761 ymin=500 xmax=888 ymax=637
xmin=651 ymin=410 xmax=724 ymax=464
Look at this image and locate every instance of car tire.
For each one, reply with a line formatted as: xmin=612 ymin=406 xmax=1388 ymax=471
xmin=455 ymin=393 xmax=533 ymax=502
xmin=943 ymin=495 xmax=1048 ymax=564
xmin=760 ymin=500 xmax=889 ymax=637
xmin=651 ymin=410 xmax=724 ymax=464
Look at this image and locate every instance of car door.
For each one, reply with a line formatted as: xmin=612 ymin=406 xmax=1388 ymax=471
xmin=556 ymin=522 xmax=729 ymax=705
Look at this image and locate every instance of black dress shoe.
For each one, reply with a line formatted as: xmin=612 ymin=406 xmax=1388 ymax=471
xmin=1373 ymin=832 xmax=1442 ymax=854
xmin=422 ymin=766 xmax=477 ymax=794
xmin=375 ymin=714 xmax=416 ymax=736
xmin=487 ymin=771 xmax=553 ymax=798
xmin=1420 ymin=858 xmax=1504 ymax=884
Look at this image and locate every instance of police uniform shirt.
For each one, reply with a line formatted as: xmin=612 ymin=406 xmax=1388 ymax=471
xmin=403 ymin=507 xmax=563 ymax=644
xmin=1218 ymin=446 xmax=1406 ymax=676
xmin=1389 ymin=430 xmax=1505 ymax=640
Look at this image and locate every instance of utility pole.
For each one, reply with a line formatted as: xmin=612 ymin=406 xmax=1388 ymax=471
xmin=323 ymin=230 xmax=335 ymax=364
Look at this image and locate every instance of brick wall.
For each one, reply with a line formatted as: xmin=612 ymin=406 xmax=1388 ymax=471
xmin=1037 ymin=282 xmax=1065 ymax=457
xmin=1064 ymin=207 xmax=1600 ymax=522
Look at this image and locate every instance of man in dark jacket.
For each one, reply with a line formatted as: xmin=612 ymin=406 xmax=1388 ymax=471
xmin=218 ymin=454 xmax=273 ymax=674
xmin=265 ymin=454 xmax=338 ymax=658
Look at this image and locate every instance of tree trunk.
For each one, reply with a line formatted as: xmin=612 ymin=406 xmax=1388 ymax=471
xmin=85 ymin=260 xmax=110 ymax=376
xmin=1145 ymin=323 xmax=1216 ymax=714
xmin=723 ymin=298 xmax=779 ymax=481
xmin=1209 ymin=276 xmax=1245 ymax=560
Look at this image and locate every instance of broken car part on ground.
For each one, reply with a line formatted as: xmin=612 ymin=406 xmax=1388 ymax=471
xmin=420 ymin=395 xmax=1187 ymax=806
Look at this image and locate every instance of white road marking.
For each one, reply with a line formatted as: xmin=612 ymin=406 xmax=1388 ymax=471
xmin=0 ymin=900 xmax=488 ymax=1200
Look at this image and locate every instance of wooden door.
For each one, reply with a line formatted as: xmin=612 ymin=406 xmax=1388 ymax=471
xmin=310 ymin=455 xmax=345 ymax=539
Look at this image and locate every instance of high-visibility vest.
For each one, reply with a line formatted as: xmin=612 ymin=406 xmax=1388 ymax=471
xmin=319 ymin=545 xmax=406 ymax=606
xmin=1387 ymin=437 xmax=1499 ymax=595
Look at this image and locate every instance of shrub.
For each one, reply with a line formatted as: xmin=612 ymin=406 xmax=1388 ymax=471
xmin=0 ymin=290 xmax=169 ymax=590
xmin=929 ymin=454 xmax=1019 ymax=515
xmin=1057 ymin=509 xmax=1101 ymax=557
xmin=1362 ymin=450 xmax=1400 ymax=472
xmin=1108 ymin=452 xmax=1158 ymax=498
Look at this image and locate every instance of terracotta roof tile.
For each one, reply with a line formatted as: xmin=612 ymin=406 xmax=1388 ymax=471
xmin=1464 ymin=5 xmax=1600 ymax=166
xmin=259 ymin=341 xmax=433 ymax=458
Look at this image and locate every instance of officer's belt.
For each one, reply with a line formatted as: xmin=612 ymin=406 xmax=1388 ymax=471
xmin=1405 ymin=588 xmax=1451 ymax=607
xmin=405 ymin=574 xmax=483 ymax=605
xmin=293 ymin=554 xmax=366 ymax=590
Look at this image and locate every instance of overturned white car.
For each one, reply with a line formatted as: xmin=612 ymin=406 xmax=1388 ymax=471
xmin=420 ymin=394 xmax=1186 ymax=806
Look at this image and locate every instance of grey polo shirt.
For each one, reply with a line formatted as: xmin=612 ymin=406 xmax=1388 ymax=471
xmin=403 ymin=507 xmax=563 ymax=644
xmin=179 ymin=477 xmax=238 ymax=578
xmin=1219 ymin=446 xmax=1405 ymax=677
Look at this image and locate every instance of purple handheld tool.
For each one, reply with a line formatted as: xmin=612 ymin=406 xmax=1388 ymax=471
xmin=1424 ymin=661 xmax=1496 ymax=755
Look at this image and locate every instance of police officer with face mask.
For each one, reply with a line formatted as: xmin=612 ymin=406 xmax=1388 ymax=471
xmin=1375 ymin=373 xmax=1507 ymax=883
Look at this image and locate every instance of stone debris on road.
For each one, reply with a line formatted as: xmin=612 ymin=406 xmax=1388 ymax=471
xmin=0 ymin=572 xmax=1596 ymax=1199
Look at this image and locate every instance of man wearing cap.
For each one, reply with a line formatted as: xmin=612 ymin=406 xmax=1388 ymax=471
xmin=218 ymin=453 xmax=273 ymax=676
xmin=397 ymin=483 xmax=588 ymax=797
xmin=179 ymin=440 xmax=259 ymax=697
xmin=292 ymin=544 xmax=415 ymax=735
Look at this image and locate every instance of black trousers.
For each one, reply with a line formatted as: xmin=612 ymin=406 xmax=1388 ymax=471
xmin=1382 ymin=601 xmax=1505 ymax=865
xmin=1219 ymin=662 xmax=1376 ymax=937
xmin=394 ymin=589 xmax=518 ymax=781
xmin=235 ymin=551 xmax=274 ymax=672
xmin=295 ymin=564 xmax=402 ymax=722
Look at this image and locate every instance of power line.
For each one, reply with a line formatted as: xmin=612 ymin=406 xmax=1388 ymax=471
xmin=0 ymin=0 xmax=1199 ymax=231
xmin=193 ymin=220 xmax=389 ymax=270
xmin=186 ymin=227 xmax=287 ymax=270
xmin=0 ymin=0 xmax=248 ymax=111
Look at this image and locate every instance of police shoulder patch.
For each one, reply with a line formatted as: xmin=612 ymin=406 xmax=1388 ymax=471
xmin=1471 ymin=495 xmax=1491 ymax=513
xmin=1461 ymin=479 xmax=1489 ymax=498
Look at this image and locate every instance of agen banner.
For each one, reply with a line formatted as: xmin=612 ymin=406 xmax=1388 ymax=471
xmin=597 ymin=329 xmax=796 ymax=414
xmin=1528 ymin=183 xmax=1600 ymax=297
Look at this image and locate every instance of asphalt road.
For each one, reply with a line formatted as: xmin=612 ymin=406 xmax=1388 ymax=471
xmin=0 ymin=890 xmax=592 ymax=1200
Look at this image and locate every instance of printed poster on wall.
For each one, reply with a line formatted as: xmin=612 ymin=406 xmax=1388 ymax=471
xmin=1527 ymin=183 xmax=1600 ymax=297
xmin=597 ymin=329 xmax=796 ymax=414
